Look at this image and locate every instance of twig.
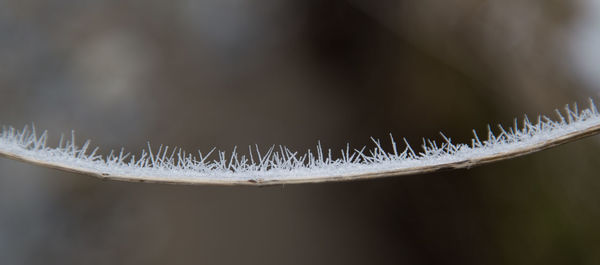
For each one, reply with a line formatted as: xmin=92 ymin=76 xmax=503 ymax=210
xmin=1 ymin=100 xmax=600 ymax=186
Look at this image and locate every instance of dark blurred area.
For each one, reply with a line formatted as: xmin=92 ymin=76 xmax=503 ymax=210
xmin=2 ymin=0 xmax=600 ymax=264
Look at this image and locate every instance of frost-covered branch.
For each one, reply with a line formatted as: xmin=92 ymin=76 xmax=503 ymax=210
xmin=1 ymin=100 xmax=600 ymax=186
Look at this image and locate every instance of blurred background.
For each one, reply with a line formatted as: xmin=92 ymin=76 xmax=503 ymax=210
xmin=1 ymin=0 xmax=600 ymax=264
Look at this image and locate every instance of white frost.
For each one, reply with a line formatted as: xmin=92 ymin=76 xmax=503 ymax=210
xmin=1 ymin=101 xmax=600 ymax=185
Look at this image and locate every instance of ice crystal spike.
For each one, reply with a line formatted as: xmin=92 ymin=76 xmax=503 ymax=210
xmin=1 ymin=100 xmax=600 ymax=186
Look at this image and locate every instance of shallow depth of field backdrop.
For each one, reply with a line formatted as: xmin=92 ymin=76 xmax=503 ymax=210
xmin=1 ymin=1 xmax=600 ymax=264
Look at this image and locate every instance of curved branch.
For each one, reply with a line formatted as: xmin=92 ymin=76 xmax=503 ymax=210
xmin=1 ymin=101 xmax=600 ymax=186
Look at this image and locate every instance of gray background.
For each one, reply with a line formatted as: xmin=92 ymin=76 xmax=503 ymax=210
xmin=1 ymin=0 xmax=600 ymax=264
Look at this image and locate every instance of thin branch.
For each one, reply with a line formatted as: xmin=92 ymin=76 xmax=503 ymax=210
xmin=1 ymin=100 xmax=600 ymax=186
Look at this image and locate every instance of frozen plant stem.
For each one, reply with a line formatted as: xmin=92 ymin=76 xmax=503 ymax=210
xmin=1 ymin=101 xmax=600 ymax=186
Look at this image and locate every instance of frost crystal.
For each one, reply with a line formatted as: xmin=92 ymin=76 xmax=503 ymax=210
xmin=1 ymin=101 xmax=600 ymax=185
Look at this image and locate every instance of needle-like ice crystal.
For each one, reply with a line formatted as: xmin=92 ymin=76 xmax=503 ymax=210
xmin=1 ymin=100 xmax=600 ymax=185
